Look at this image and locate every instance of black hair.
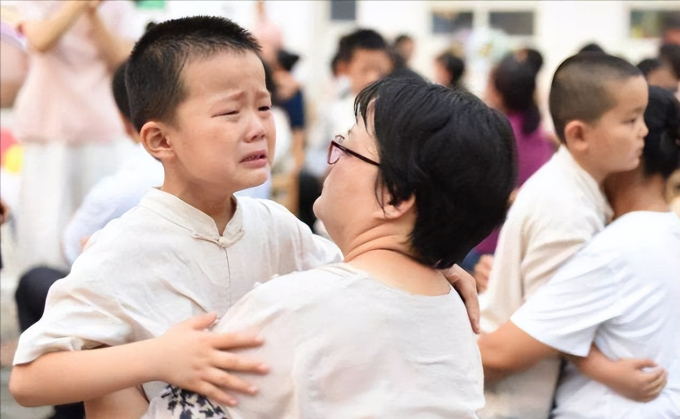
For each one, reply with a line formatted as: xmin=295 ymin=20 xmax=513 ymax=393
xmin=394 ymin=34 xmax=412 ymax=46
xmin=277 ymin=49 xmax=300 ymax=72
xmin=354 ymin=78 xmax=517 ymax=268
xmin=659 ymin=43 xmax=680 ymax=79
xmin=112 ymin=60 xmax=131 ymax=122
xmin=436 ymin=52 xmax=466 ymax=89
xmin=519 ymin=48 xmax=543 ymax=76
xmin=642 ymin=86 xmax=680 ymax=179
xmin=579 ymin=43 xmax=605 ymax=54
xmin=336 ymin=29 xmax=387 ymax=64
xmin=638 ymin=58 xmax=663 ymax=77
xmin=126 ymin=16 xmax=261 ymax=131
xmin=492 ymin=53 xmax=541 ymax=135
xmin=549 ymin=52 xmax=642 ymax=143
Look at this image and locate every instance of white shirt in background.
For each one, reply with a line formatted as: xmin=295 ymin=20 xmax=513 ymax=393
xmin=62 ymin=144 xmax=164 ymax=265
xmin=512 ymin=211 xmax=680 ymax=419
xmin=14 ymin=189 xmax=341 ymax=399
xmin=479 ymin=146 xmax=612 ymax=419
xmin=145 ymin=263 xmax=484 ymax=419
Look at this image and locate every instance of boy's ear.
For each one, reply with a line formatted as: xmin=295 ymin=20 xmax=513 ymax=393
xmin=140 ymin=121 xmax=174 ymax=160
xmin=563 ymin=120 xmax=589 ymax=154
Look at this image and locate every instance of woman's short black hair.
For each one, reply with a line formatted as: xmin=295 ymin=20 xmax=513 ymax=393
xmin=643 ymin=86 xmax=680 ymax=179
xmin=355 ymin=78 xmax=517 ymax=269
xmin=436 ymin=52 xmax=465 ymax=89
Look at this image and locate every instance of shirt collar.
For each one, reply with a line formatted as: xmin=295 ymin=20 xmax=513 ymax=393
xmin=555 ymin=146 xmax=614 ymax=223
xmin=139 ymin=188 xmax=245 ymax=247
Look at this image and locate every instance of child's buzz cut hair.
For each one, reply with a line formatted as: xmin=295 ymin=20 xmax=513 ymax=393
xmin=549 ymin=52 xmax=642 ymax=143
xmin=126 ymin=16 xmax=261 ymax=131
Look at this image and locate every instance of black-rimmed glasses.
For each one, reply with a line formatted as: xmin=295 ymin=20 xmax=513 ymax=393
xmin=327 ymin=135 xmax=380 ymax=167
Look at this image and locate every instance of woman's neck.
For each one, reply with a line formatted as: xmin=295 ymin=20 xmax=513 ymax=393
xmin=346 ymin=241 xmax=451 ymax=296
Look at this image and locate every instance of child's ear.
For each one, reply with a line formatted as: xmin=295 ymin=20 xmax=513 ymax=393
xmin=563 ymin=120 xmax=589 ymax=154
xmin=140 ymin=121 xmax=173 ymax=160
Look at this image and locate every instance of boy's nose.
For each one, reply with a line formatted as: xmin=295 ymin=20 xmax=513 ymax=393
xmin=244 ymin=112 xmax=267 ymax=143
xmin=640 ymin=122 xmax=649 ymax=138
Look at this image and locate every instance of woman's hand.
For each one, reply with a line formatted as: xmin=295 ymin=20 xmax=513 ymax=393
xmin=150 ymin=313 xmax=270 ymax=407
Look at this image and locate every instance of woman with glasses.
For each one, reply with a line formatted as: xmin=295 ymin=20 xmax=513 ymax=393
xmin=145 ymin=77 xmax=517 ymax=418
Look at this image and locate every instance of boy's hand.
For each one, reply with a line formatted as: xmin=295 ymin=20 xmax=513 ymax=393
xmin=152 ymin=313 xmax=269 ymax=407
xmin=442 ymin=265 xmax=480 ymax=334
xmin=603 ymin=358 xmax=667 ymax=403
xmin=570 ymin=345 xmax=667 ymax=403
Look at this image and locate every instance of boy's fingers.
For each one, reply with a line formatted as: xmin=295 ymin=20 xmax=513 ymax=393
xmin=216 ymin=352 xmax=269 ymax=374
xmin=186 ymin=312 xmax=218 ymax=330
xmin=645 ymin=369 xmax=667 ymax=391
xmin=630 ymin=358 xmax=657 ymax=370
xmin=206 ymin=368 xmax=259 ymax=396
xmin=196 ymin=382 xmax=238 ymax=407
xmin=450 ymin=272 xmax=480 ymax=334
xmin=212 ymin=331 xmax=265 ymax=350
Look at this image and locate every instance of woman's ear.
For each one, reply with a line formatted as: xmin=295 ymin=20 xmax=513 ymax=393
xmin=382 ymin=193 xmax=416 ymax=220
xmin=563 ymin=120 xmax=589 ymax=154
xmin=140 ymin=121 xmax=174 ymax=161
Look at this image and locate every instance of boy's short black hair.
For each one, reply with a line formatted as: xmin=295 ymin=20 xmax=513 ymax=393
xmin=126 ymin=16 xmax=261 ymax=131
xmin=112 ymin=61 xmax=131 ymax=122
xmin=549 ymin=52 xmax=642 ymax=143
xmin=642 ymin=86 xmax=680 ymax=179
xmin=355 ymin=78 xmax=517 ymax=269
xmin=579 ymin=43 xmax=605 ymax=54
xmin=336 ymin=29 xmax=387 ymax=65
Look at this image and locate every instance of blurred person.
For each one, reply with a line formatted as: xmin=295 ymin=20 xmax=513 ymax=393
xmin=301 ymin=28 xmax=392 ymax=230
xmin=143 ymin=76 xmax=516 ymax=419
xmin=434 ymin=51 xmax=466 ymax=90
xmin=13 ymin=60 xmax=163 ymax=419
xmin=393 ymin=33 xmax=414 ymax=64
xmin=251 ymin=0 xmax=282 ymax=66
xmin=479 ymin=85 xmax=680 ymax=419
xmin=659 ymin=43 xmax=680 ymax=96
xmin=272 ymin=49 xmax=305 ymax=174
xmin=13 ymin=0 xmax=139 ymax=271
xmin=638 ymin=57 xmax=678 ymax=93
xmin=467 ymin=52 xmax=555 ymax=291
xmin=0 ymin=20 xmax=29 ymax=108
xmin=479 ymin=53 xmax=649 ymax=419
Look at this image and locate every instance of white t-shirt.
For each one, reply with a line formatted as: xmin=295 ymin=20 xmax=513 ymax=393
xmin=144 ymin=264 xmax=484 ymax=419
xmin=512 ymin=211 xmax=680 ymax=419
xmin=479 ymin=146 xmax=612 ymax=419
xmin=14 ymin=189 xmax=341 ymax=399
xmin=62 ymin=144 xmax=164 ymax=265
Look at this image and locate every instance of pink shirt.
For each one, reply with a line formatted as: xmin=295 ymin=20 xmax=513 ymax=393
xmin=13 ymin=1 xmax=139 ymax=145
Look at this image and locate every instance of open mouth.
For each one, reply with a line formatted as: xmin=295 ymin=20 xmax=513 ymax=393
xmin=241 ymin=152 xmax=267 ymax=163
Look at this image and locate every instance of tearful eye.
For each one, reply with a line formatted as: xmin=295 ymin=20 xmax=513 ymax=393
xmin=259 ymin=106 xmax=271 ymax=112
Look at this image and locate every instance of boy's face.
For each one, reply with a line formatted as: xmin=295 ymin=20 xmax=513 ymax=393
xmin=165 ymin=51 xmax=275 ymax=194
xmin=346 ymin=48 xmax=392 ymax=95
xmin=583 ymin=76 xmax=648 ymax=178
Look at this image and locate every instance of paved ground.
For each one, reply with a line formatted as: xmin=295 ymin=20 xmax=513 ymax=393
xmin=1 ymin=222 xmax=52 ymax=419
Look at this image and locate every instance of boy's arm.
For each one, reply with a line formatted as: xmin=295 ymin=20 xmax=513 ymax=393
xmin=567 ymin=345 xmax=667 ymax=403
xmin=10 ymin=313 xmax=268 ymax=408
xmin=478 ymin=320 xmax=557 ymax=383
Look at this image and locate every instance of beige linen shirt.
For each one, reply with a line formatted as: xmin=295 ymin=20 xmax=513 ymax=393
xmin=14 ymin=189 xmax=341 ymax=398
xmin=145 ymin=264 xmax=484 ymax=419
xmin=479 ymin=146 xmax=612 ymax=419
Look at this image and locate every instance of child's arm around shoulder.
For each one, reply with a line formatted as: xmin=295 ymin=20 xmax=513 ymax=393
xmin=567 ymin=345 xmax=667 ymax=403
xmin=10 ymin=313 xmax=267 ymax=408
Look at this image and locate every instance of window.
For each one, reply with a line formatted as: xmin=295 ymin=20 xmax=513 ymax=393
xmin=432 ymin=10 xmax=473 ymax=35
xmin=489 ymin=11 xmax=534 ymax=36
xmin=630 ymin=9 xmax=680 ymax=39
xmin=330 ymin=0 xmax=356 ymax=22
